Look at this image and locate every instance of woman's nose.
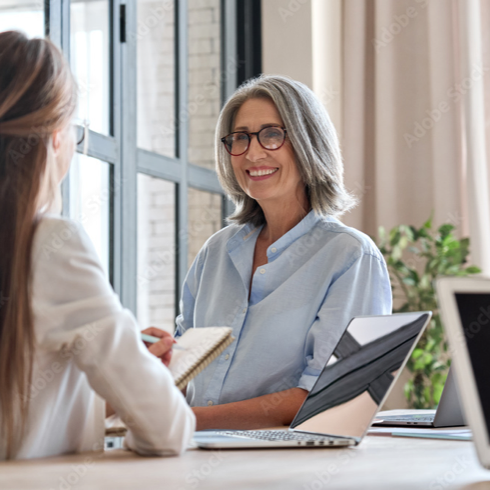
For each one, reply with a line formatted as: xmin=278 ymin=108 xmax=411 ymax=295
xmin=246 ymin=134 xmax=267 ymax=161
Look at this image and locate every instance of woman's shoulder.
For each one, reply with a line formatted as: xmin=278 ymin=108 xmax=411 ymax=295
xmin=32 ymin=214 xmax=92 ymax=263
xmin=315 ymin=216 xmax=383 ymax=260
xmin=31 ymin=215 xmax=114 ymax=307
xmin=200 ymin=222 xmax=247 ymax=250
xmin=187 ymin=223 xmax=245 ymax=271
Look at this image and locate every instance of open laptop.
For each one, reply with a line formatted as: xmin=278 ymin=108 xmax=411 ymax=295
xmin=372 ymin=366 xmax=466 ymax=427
xmin=437 ymin=277 xmax=490 ymax=469
xmin=194 ymin=312 xmax=431 ymax=449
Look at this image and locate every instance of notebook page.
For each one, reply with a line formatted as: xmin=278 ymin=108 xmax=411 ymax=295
xmin=169 ymin=327 xmax=233 ymax=385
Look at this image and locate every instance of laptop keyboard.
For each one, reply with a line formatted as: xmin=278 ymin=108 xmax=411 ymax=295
xmin=215 ymin=430 xmax=341 ymax=444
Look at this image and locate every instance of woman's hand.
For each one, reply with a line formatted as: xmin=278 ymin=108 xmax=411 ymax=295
xmin=141 ymin=327 xmax=175 ymax=367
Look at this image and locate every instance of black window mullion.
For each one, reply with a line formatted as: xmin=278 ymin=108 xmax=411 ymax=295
xmin=236 ymin=0 xmax=262 ymax=85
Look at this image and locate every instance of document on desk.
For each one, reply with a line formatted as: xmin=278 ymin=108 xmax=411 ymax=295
xmin=368 ymin=427 xmax=472 ymax=441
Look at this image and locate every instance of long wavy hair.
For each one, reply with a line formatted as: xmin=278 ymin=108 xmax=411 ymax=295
xmin=215 ymin=75 xmax=357 ymax=226
xmin=0 ymin=31 xmax=77 ymax=459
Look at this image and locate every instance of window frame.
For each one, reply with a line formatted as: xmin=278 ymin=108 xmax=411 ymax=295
xmin=42 ymin=0 xmax=244 ymax=319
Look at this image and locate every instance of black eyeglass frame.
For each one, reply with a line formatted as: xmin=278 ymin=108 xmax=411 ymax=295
xmin=221 ymin=126 xmax=288 ymax=156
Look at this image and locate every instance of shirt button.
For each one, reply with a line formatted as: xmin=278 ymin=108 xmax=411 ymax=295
xmin=225 ymin=354 xmax=230 ymax=360
xmin=242 ymin=308 xmax=247 ymax=313
xmin=208 ymin=400 xmax=214 ymax=406
xmin=260 ymin=268 xmax=266 ymax=274
xmin=271 ymin=247 xmax=277 ymax=253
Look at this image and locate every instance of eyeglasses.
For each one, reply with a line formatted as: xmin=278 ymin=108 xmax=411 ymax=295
xmin=221 ymin=126 xmax=287 ymax=156
xmin=73 ymin=120 xmax=89 ymax=146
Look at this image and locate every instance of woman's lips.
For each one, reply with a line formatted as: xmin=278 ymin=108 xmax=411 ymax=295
xmin=246 ymin=167 xmax=279 ymax=181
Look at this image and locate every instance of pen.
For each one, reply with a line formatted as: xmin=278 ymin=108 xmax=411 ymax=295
xmin=140 ymin=333 xmax=186 ymax=350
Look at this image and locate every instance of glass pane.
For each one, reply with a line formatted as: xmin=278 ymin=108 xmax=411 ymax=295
xmin=188 ymin=188 xmax=222 ymax=266
xmin=68 ymin=154 xmax=111 ymax=276
xmin=188 ymin=0 xmax=221 ymax=169
xmin=0 ymin=0 xmax=44 ymax=37
xmin=70 ymin=0 xmax=110 ymax=135
xmin=137 ymin=175 xmax=176 ymax=333
xmin=137 ymin=0 xmax=175 ymax=157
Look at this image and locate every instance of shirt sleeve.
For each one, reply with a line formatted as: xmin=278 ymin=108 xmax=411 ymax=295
xmin=175 ymin=245 xmax=208 ymax=337
xmin=297 ymin=251 xmax=393 ymax=392
xmin=32 ymin=218 xmax=195 ymax=456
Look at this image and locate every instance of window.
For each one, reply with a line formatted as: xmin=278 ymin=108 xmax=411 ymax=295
xmin=0 ymin=0 xmax=44 ymax=37
xmin=136 ymin=0 xmax=175 ymax=157
xmin=188 ymin=187 xmax=222 ymax=267
xmin=2 ymin=0 xmax=245 ymax=332
xmin=70 ymin=0 xmax=111 ymax=135
xmin=188 ymin=0 xmax=221 ymax=170
xmin=137 ymin=175 xmax=176 ymax=331
xmin=135 ymin=0 xmax=231 ymax=331
xmin=66 ymin=0 xmax=114 ymax=281
xmin=69 ymin=154 xmax=111 ymax=275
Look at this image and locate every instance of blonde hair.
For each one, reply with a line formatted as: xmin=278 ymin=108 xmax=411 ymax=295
xmin=215 ymin=75 xmax=357 ymax=226
xmin=0 ymin=31 xmax=77 ymax=459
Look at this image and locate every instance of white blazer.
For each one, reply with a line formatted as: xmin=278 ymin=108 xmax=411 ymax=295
xmin=5 ymin=215 xmax=195 ymax=460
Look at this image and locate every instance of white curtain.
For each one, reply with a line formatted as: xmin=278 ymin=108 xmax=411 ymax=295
xmin=314 ymin=0 xmax=490 ymax=275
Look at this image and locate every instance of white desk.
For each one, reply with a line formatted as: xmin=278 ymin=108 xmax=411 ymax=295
xmin=1 ymin=435 xmax=489 ymax=489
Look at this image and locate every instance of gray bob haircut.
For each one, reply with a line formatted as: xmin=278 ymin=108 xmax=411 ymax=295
xmin=215 ymin=74 xmax=357 ymax=226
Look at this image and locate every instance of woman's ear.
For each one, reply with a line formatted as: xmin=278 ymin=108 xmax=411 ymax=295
xmin=51 ymin=129 xmax=61 ymax=155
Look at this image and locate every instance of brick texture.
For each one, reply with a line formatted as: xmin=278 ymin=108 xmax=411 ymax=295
xmin=137 ymin=0 xmax=222 ymax=332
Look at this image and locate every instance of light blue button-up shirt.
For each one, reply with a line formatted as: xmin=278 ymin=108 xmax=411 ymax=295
xmin=176 ymin=211 xmax=392 ymax=407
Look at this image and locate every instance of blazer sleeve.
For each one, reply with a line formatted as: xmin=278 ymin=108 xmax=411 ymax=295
xmin=297 ymin=251 xmax=393 ymax=392
xmin=32 ymin=217 xmax=195 ymax=456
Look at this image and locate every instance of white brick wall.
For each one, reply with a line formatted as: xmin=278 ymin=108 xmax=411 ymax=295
xmin=137 ymin=0 xmax=223 ymax=332
xmin=187 ymin=0 xmax=222 ymax=269
xmin=188 ymin=0 xmax=221 ymax=171
xmin=137 ymin=0 xmax=175 ymax=157
xmin=137 ymin=175 xmax=176 ymax=332
xmin=188 ymin=188 xmax=222 ymax=266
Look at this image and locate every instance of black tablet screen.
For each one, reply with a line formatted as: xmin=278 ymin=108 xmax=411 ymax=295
xmin=455 ymin=293 xmax=490 ymax=441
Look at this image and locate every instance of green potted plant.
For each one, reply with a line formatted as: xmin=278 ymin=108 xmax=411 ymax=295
xmin=375 ymin=218 xmax=481 ymax=409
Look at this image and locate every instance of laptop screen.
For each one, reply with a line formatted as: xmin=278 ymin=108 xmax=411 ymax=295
xmin=454 ymin=293 xmax=490 ymax=442
xmin=290 ymin=312 xmax=430 ymax=440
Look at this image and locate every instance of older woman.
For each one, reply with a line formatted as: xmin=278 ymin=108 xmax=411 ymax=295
xmin=176 ymin=75 xmax=392 ymax=430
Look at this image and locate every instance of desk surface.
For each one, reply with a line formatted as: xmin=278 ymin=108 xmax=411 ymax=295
xmin=2 ymin=435 xmax=490 ymax=490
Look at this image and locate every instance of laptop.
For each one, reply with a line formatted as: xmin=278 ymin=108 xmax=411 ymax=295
xmin=437 ymin=277 xmax=490 ymax=469
xmin=194 ymin=312 xmax=431 ymax=449
xmin=372 ymin=366 xmax=466 ymax=427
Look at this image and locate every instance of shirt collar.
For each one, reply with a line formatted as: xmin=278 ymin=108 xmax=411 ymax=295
xmin=265 ymin=210 xmax=322 ymax=259
xmin=226 ymin=210 xmax=323 ymax=258
xmin=226 ymin=221 xmax=263 ymax=254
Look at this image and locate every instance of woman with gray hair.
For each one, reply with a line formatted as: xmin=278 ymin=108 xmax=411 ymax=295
xmin=176 ymin=75 xmax=392 ymax=430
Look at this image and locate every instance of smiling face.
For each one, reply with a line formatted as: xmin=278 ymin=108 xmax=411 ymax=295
xmin=231 ymin=97 xmax=306 ymax=208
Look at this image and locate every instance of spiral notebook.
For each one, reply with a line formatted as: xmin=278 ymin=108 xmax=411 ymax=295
xmin=170 ymin=327 xmax=234 ymax=390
